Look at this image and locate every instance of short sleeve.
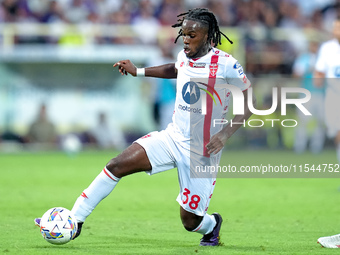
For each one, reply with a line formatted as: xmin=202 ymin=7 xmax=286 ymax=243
xmin=224 ymin=57 xmax=251 ymax=91
xmin=175 ymin=51 xmax=183 ymax=70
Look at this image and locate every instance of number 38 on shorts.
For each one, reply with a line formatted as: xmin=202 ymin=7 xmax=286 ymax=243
xmin=182 ymin=188 xmax=201 ymax=210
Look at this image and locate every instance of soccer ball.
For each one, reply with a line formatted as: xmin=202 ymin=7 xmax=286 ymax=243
xmin=39 ymin=207 xmax=78 ymax=245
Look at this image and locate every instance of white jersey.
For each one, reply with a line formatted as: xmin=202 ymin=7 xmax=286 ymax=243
xmin=315 ymin=39 xmax=340 ymax=137
xmin=171 ymin=48 xmax=251 ymax=156
xmin=315 ymin=39 xmax=340 ymax=92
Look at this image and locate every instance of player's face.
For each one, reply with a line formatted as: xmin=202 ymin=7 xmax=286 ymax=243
xmin=181 ymin=19 xmax=210 ymax=59
xmin=333 ymin=20 xmax=340 ymax=41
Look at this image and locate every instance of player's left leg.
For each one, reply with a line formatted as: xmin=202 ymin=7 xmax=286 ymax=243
xmin=180 ymin=207 xmax=222 ymax=246
xmin=175 ymin=148 xmax=222 ymax=246
xmin=179 ymin=207 xmax=203 ymax=231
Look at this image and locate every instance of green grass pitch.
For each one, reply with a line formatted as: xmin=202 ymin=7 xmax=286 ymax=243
xmin=1 ymin=149 xmax=340 ymax=254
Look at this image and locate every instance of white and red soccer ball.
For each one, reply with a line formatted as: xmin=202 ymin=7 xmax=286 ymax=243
xmin=39 ymin=207 xmax=77 ymax=245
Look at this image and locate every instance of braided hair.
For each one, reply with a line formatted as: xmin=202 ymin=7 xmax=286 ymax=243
xmin=172 ymin=8 xmax=233 ymax=46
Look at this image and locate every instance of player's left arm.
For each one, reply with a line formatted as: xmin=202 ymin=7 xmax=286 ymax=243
xmin=206 ymin=89 xmax=254 ymax=155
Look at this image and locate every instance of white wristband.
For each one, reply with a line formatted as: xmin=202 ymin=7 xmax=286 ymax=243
xmin=136 ymin=68 xmax=145 ymax=77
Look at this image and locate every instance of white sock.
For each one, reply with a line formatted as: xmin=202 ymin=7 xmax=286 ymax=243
xmin=337 ymin=144 xmax=340 ymax=164
xmin=71 ymin=167 xmax=120 ymax=222
xmin=192 ymin=214 xmax=216 ymax=235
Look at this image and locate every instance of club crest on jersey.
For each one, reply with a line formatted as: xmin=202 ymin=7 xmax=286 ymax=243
xmin=182 ymin=81 xmax=200 ymax=104
xmin=209 ymin=63 xmax=218 ymax=77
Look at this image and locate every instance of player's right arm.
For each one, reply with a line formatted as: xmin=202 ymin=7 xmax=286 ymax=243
xmin=113 ymin=60 xmax=177 ymax=79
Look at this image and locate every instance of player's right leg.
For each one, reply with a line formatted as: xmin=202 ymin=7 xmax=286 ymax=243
xmin=70 ymin=143 xmax=152 ymax=238
xmin=35 ymin=143 xmax=152 ymax=238
xmin=69 ymin=128 xmax=176 ymax=239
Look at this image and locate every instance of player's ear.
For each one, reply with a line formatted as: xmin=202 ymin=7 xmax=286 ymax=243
xmin=204 ymin=33 xmax=209 ymax=44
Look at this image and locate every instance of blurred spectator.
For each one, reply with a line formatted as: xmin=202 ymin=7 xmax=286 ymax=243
xmin=321 ymin=0 xmax=340 ymax=32
xmin=278 ymin=1 xmax=305 ymax=28
xmin=293 ymin=40 xmax=325 ymax=154
xmin=41 ymin=0 xmax=66 ymax=24
xmin=26 ymin=0 xmax=50 ymax=21
xmin=107 ymin=0 xmax=132 ymax=25
xmin=296 ymin=0 xmax=335 ymax=17
xmin=156 ymin=0 xmax=183 ymax=26
xmin=208 ymin=0 xmax=233 ymax=26
xmin=90 ymin=112 xmax=126 ymax=150
xmin=106 ymin=1 xmax=134 ymax=44
xmin=184 ymin=0 xmax=207 ymax=9
xmin=15 ymin=2 xmax=44 ymax=44
xmin=1 ymin=0 xmax=19 ymax=22
xmin=308 ymin=9 xmax=325 ymax=30
xmin=91 ymin=0 xmax=123 ymax=23
xmin=263 ymin=4 xmax=279 ymax=28
xmin=64 ymin=0 xmax=90 ymax=24
xmin=132 ymin=0 xmax=160 ymax=44
xmin=16 ymin=2 xmax=37 ymax=24
xmin=1 ymin=130 xmax=25 ymax=143
xmin=26 ymin=103 xmax=57 ymax=144
xmin=0 ymin=3 xmax=4 ymax=22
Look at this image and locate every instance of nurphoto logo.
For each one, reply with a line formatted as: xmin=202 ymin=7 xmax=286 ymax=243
xmin=210 ymin=85 xmax=311 ymax=128
xmin=203 ymin=85 xmax=311 ymax=116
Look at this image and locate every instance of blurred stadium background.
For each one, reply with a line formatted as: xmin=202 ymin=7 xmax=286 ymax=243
xmin=0 ymin=0 xmax=339 ymax=152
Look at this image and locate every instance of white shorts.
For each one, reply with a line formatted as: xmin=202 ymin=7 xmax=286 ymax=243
xmin=325 ymin=88 xmax=340 ymax=138
xmin=134 ymin=123 xmax=221 ymax=216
